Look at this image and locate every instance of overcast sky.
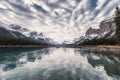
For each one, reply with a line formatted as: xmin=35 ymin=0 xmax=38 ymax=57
xmin=0 ymin=0 xmax=120 ymax=43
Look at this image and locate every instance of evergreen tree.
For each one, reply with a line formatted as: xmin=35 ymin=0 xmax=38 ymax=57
xmin=114 ymin=6 xmax=120 ymax=44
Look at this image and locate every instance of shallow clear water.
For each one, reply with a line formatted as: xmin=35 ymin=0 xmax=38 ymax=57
xmin=0 ymin=48 xmax=120 ymax=80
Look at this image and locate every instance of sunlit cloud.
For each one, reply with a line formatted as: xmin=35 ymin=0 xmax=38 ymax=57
xmin=0 ymin=0 xmax=120 ymax=43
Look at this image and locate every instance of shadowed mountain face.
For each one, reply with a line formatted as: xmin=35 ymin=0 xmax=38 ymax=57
xmin=9 ymin=24 xmax=29 ymax=32
xmin=0 ymin=22 xmax=55 ymax=45
xmin=0 ymin=25 xmax=35 ymax=45
xmin=9 ymin=24 xmax=21 ymax=30
xmin=0 ymin=27 xmax=16 ymax=39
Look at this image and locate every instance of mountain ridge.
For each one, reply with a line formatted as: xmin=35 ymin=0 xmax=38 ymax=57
xmin=0 ymin=22 xmax=53 ymax=46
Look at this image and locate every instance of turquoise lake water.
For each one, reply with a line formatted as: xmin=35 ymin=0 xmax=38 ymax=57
xmin=0 ymin=48 xmax=120 ymax=80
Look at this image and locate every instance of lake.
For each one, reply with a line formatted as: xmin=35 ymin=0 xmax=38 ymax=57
xmin=0 ymin=48 xmax=120 ymax=80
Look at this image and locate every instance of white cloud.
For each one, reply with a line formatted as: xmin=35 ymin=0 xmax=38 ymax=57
xmin=0 ymin=0 xmax=119 ymax=43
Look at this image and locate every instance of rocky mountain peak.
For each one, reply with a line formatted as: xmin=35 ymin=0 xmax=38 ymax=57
xmin=86 ymin=27 xmax=100 ymax=37
xmin=9 ymin=24 xmax=21 ymax=30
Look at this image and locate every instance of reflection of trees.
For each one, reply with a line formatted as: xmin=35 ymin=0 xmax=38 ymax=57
xmin=0 ymin=48 xmax=49 ymax=71
xmin=85 ymin=51 xmax=120 ymax=77
xmin=26 ymin=48 xmax=49 ymax=62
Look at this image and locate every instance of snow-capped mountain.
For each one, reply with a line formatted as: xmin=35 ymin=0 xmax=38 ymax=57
xmin=9 ymin=24 xmax=29 ymax=32
xmin=0 ymin=22 xmax=38 ymax=45
xmin=74 ymin=18 xmax=116 ymax=45
xmin=62 ymin=41 xmax=71 ymax=44
xmin=85 ymin=18 xmax=116 ymax=39
xmin=0 ymin=26 xmax=16 ymax=39
xmin=0 ymin=0 xmax=119 ymax=43
xmin=73 ymin=36 xmax=87 ymax=45
xmin=0 ymin=22 xmax=55 ymax=44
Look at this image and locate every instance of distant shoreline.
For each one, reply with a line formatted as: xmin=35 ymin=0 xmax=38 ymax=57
xmin=1 ymin=45 xmax=120 ymax=53
xmin=79 ymin=45 xmax=120 ymax=54
xmin=0 ymin=45 xmax=48 ymax=48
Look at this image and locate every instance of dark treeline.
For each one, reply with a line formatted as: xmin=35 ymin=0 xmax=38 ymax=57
xmin=79 ymin=38 xmax=117 ymax=45
xmin=0 ymin=37 xmax=48 ymax=47
xmin=79 ymin=6 xmax=120 ymax=46
xmin=115 ymin=6 xmax=120 ymax=44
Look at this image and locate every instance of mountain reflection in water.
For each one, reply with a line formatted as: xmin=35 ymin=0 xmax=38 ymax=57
xmin=0 ymin=48 xmax=120 ymax=80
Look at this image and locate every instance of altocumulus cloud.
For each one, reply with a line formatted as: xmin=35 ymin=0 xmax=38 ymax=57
xmin=0 ymin=0 xmax=120 ymax=43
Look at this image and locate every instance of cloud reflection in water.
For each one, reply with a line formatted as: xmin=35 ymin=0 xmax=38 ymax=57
xmin=0 ymin=48 xmax=120 ymax=80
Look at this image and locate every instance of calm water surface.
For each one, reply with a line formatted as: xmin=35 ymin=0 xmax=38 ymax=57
xmin=0 ymin=48 xmax=120 ymax=80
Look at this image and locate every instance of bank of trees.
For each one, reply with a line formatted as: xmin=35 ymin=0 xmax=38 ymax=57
xmin=0 ymin=37 xmax=48 ymax=47
xmin=79 ymin=38 xmax=117 ymax=45
xmin=115 ymin=6 xmax=120 ymax=44
xmin=79 ymin=6 xmax=120 ymax=45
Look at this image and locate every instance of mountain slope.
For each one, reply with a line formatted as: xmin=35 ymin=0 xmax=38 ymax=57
xmin=74 ymin=18 xmax=117 ymax=45
xmin=9 ymin=24 xmax=54 ymax=44
xmin=0 ymin=22 xmax=48 ymax=46
xmin=0 ymin=23 xmax=17 ymax=40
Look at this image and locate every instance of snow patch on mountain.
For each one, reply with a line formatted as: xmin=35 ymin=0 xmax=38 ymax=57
xmin=0 ymin=22 xmax=55 ymax=44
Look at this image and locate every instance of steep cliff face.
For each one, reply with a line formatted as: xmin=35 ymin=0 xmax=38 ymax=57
xmin=99 ymin=18 xmax=116 ymax=37
xmin=85 ymin=18 xmax=116 ymax=39
xmin=86 ymin=27 xmax=100 ymax=38
xmin=74 ymin=19 xmax=116 ymax=44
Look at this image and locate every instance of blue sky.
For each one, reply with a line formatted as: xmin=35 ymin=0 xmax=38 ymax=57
xmin=0 ymin=0 xmax=120 ymax=43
